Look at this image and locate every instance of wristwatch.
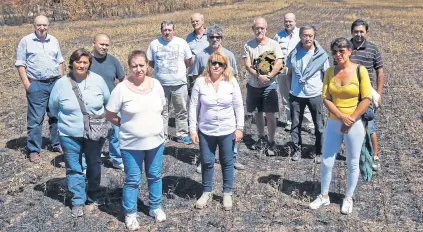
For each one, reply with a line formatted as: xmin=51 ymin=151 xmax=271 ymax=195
xmin=266 ymin=74 xmax=273 ymax=79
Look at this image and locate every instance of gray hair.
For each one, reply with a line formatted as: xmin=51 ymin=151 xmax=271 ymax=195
xmin=160 ymin=20 xmax=174 ymax=31
xmin=207 ymin=24 xmax=224 ymax=38
xmin=300 ymin=24 xmax=317 ymax=39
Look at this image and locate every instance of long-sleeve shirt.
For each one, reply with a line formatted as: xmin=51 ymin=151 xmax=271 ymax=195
xmin=49 ymin=71 xmax=110 ymax=137
xmin=189 ymin=76 xmax=244 ymax=136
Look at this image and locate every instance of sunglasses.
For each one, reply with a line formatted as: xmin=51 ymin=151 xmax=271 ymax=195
xmin=209 ymin=36 xmax=222 ymax=40
xmin=209 ymin=60 xmax=226 ymax=67
xmin=331 ymin=49 xmax=347 ymax=55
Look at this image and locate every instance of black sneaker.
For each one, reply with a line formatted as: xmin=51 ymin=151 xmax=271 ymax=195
xmin=251 ymin=136 xmax=268 ymax=150
xmin=291 ymin=150 xmax=301 ymax=161
xmin=266 ymin=141 xmax=278 ymax=156
xmin=71 ymin=205 xmax=84 ymax=218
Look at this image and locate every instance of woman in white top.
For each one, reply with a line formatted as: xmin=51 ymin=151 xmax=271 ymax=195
xmin=189 ymin=51 xmax=244 ymax=211
xmin=106 ymin=50 xmax=166 ymax=230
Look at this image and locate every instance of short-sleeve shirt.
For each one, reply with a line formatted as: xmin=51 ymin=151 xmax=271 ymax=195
xmin=322 ymin=66 xmax=372 ymax=120
xmin=242 ymin=38 xmax=283 ymax=88
xmin=349 ymin=39 xmax=383 ymax=82
xmin=106 ymin=79 xmax=166 ymax=150
xmin=90 ymin=54 xmax=126 ymax=93
xmin=191 ymin=47 xmax=238 ymax=76
xmin=15 ymin=33 xmax=64 ymax=80
xmin=48 ymin=71 xmax=110 ymax=137
xmin=286 ymin=46 xmax=330 ymax=98
xmin=273 ymin=27 xmax=300 ymax=59
xmin=186 ymin=30 xmax=209 ymax=76
xmin=147 ymin=37 xmax=193 ymax=86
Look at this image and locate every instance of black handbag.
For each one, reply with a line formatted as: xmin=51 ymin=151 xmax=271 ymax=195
xmin=69 ymin=75 xmax=112 ymax=141
xmin=356 ymin=65 xmax=375 ymax=121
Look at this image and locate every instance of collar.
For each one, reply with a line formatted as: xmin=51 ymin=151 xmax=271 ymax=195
xmin=350 ymin=38 xmax=368 ymax=50
xmin=284 ymin=27 xmax=299 ymax=35
xmin=193 ymin=28 xmax=208 ymax=38
xmin=31 ymin=32 xmax=51 ymax=41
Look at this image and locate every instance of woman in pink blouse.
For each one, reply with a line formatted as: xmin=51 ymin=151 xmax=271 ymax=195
xmin=189 ymin=51 xmax=244 ymax=211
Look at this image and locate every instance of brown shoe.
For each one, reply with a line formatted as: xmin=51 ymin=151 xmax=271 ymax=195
xmin=29 ymin=152 xmax=40 ymax=163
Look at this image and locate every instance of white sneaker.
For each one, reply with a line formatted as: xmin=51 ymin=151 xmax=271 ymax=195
xmin=112 ymin=161 xmax=125 ymax=171
xmin=309 ymin=194 xmax=330 ymax=209
xmin=341 ymin=197 xmax=353 ymax=214
xmin=125 ymin=213 xmax=140 ymax=231
xmin=149 ymin=207 xmax=166 ymax=222
xmin=195 ymin=192 xmax=212 ymax=209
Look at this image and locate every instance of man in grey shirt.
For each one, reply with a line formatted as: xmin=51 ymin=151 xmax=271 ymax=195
xmin=90 ymin=33 xmax=126 ymax=170
xmin=191 ymin=24 xmax=245 ymax=172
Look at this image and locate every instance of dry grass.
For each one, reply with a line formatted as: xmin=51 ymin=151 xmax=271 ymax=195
xmin=1 ymin=0 xmax=423 ymax=231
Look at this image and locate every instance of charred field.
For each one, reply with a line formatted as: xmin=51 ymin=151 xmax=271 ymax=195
xmin=0 ymin=0 xmax=422 ymax=231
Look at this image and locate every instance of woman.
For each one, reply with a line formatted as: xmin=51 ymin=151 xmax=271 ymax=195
xmin=309 ymin=38 xmax=372 ymax=214
xmin=189 ymin=51 xmax=244 ymax=211
xmin=49 ymin=48 xmax=110 ymax=217
xmin=106 ymin=50 xmax=166 ymax=230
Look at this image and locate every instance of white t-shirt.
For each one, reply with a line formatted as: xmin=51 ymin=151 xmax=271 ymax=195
xmin=106 ymin=78 xmax=166 ymax=150
xmin=147 ymin=36 xmax=193 ymax=86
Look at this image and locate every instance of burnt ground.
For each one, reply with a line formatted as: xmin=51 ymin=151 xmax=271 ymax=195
xmin=0 ymin=1 xmax=423 ymax=231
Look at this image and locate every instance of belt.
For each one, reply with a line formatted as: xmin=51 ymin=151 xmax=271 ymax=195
xmin=31 ymin=76 xmax=59 ymax=83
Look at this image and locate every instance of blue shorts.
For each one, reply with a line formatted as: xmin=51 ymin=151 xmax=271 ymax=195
xmin=367 ymin=119 xmax=376 ymax=134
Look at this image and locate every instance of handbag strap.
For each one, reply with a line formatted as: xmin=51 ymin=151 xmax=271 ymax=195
xmin=68 ymin=74 xmax=89 ymax=115
xmin=356 ymin=64 xmax=362 ymax=101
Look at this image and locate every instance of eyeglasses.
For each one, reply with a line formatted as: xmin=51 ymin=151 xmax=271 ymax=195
xmin=209 ymin=60 xmax=226 ymax=67
xmin=209 ymin=36 xmax=222 ymax=40
xmin=331 ymin=49 xmax=347 ymax=55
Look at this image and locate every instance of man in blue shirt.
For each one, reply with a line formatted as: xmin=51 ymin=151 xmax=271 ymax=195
xmin=15 ymin=15 xmax=64 ymax=163
xmin=90 ymin=34 xmax=126 ymax=170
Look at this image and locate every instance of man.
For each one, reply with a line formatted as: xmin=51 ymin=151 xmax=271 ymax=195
xmin=242 ymin=17 xmax=283 ymax=156
xmin=349 ymin=19 xmax=384 ymax=171
xmin=191 ymin=24 xmax=245 ymax=172
xmin=186 ymin=12 xmax=209 ymax=93
xmin=147 ymin=20 xmax=193 ymax=144
xmin=286 ymin=25 xmax=329 ymax=163
xmin=90 ymin=33 xmax=126 ymax=170
xmin=273 ymin=13 xmax=314 ymax=131
xmin=15 ymin=15 xmax=64 ymax=163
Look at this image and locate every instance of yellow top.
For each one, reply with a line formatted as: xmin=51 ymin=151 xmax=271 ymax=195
xmin=322 ymin=65 xmax=372 ymax=120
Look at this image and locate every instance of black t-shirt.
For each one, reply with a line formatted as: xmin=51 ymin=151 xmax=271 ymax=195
xmin=90 ymin=54 xmax=125 ymax=92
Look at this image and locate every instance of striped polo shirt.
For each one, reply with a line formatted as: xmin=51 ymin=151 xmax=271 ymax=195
xmin=349 ymin=39 xmax=383 ymax=81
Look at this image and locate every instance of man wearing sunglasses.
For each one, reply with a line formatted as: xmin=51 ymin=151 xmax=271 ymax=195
xmin=186 ymin=13 xmax=209 ymax=95
xmin=286 ymin=25 xmax=329 ymax=163
xmin=191 ymin=24 xmax=245 ymax=172
xmin=274 ymin=13 xmax=314 ymax=132
xmin=242 ymin=17 xmax=283 ymax=156
xmin=349 ymin=19 xmax=384 ymax=172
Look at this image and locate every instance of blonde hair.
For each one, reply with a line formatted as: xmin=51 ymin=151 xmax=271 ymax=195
xmin=201 ymin=51 xmax=233 ymax=83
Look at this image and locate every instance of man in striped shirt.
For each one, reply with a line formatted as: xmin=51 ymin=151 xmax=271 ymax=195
xmin=349 ymin=19 xmax=384 ymax=172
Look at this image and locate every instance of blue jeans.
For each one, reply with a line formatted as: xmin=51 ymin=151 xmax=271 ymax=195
xmin=109 ymin=124 xmax=122 ymax=165
xmin=121 ymin=143 xmax=164 ymax=214
xmin=26 ymin=80 xmax=60 ymax=154
xmin=320 ymin=119 xmax=365 ymax=197
xmin=199 ymin=131 xmax=234 ymax=193
xmin=60 ymin=136 xmax=104 ymax=206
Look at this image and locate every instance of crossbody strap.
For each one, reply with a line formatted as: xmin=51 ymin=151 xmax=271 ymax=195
xmin=356 ymin=64 xmax=361 ymax=101
xmin=68 ymin=75 xmax=89 ymax=115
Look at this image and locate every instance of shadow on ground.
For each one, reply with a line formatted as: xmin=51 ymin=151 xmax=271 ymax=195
xmin=258 ymin=174 xmax=343 ymax=205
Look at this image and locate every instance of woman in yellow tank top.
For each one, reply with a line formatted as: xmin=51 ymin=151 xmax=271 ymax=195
xmin=309 ymin=37 xmax=372 ymax=214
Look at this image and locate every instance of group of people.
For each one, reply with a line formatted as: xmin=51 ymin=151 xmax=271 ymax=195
xmin=15 ymin=11 xmax=384 ymax=230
